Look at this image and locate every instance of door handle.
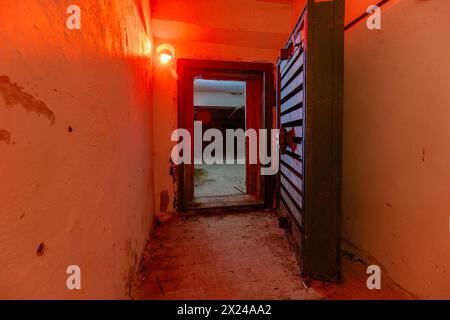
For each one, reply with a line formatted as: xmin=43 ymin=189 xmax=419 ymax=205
xmin=280 ymin=125 xmax=299 ymax=154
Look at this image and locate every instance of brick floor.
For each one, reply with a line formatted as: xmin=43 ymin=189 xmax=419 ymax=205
xmin=132 ymin=211 xmax=411 ymax=300
xmin=132 ymin=211 xmax=321 ymax=300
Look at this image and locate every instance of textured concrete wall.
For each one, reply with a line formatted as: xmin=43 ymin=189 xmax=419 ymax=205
xmin=151 ymin=0 xmax=291 ymax=217
xmin=0 ymin=0 xmax=154 ymax=299
xmin=343 ymin=0 xmax=450 ymax=298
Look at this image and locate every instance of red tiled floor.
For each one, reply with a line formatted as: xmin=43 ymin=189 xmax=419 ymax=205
xmin=132 ymin=211 xmax=411 ymax=300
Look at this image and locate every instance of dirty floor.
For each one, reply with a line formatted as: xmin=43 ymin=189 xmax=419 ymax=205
xmin=194 ymin=164 xmax=246 ymax=197
xmin=132 ymin=211 xmax=411 ymax=300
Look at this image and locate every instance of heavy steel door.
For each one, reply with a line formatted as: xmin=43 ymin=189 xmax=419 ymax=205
xmin=276 ymin=0 xmax=344 ymax=281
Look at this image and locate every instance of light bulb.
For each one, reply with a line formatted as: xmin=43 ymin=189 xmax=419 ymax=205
xmin=159 ymin=52 xmax=173 ymax=64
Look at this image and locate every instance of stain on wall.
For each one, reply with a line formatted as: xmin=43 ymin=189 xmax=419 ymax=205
xmin=159 ymin=190 xmax=170 ymax=213
xmin=0 ymin=76 xmax=55 ymax=124
xmin=0 ymin=129 xmax=11 ymax=145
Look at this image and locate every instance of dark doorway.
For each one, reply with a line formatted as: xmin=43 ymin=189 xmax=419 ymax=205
xmin=177 ymin=59 xmax=275 ymax=210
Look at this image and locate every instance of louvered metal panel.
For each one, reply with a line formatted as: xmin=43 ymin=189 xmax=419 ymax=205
xmin=276 ymin=0 xmax=344 ymax=282
xmin=278 ymin=28 xmax=305 ymax=233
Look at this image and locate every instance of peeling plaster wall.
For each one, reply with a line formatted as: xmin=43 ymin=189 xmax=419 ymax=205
xmin=0 ymin=0 xmax=154 ymax=299
xmin=151 ymin=0 xmax=291 ymax=216
xmin=343 ymin=0 xmax=450 ymax=298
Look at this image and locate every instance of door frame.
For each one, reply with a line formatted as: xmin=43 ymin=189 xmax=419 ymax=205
xmin=176 ymin=59 xmax=275 ymax=211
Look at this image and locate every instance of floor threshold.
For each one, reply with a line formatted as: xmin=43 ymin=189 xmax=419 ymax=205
xmin=185 ymin=194 xmax=264 ymax=210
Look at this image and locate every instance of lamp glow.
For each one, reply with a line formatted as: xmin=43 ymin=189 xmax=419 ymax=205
xmin=156 ymin=44 xmax=175 ymax=65
xmin=159 ymin=51 xmax=173 ymax=64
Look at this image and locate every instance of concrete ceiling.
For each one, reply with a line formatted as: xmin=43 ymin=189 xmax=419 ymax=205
xmin=194 ymin=79 xmax=245 ymax=93
xmin=151 ymin=0 xmax=292 ymax=50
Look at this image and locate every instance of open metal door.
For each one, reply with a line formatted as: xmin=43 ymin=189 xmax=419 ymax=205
xmin=276 ymin=0 xmax=344 ymax=282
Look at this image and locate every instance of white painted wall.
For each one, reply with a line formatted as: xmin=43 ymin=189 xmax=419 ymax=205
xmin=343 ymin=0 xmax=450 ymax=298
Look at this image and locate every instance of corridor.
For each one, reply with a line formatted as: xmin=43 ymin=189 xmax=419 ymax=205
xmin=1 ymin=0 xmax=449 ymax=300
xmin=132 ymin=212 xmax=409 ymax=300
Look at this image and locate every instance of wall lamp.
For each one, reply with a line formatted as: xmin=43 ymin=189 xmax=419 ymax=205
xmin=156 ymin=44 xmax=175 ymax=65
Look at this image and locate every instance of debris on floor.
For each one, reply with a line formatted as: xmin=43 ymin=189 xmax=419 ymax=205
xmin=132 ymin=211 xmax=412 ymax=300
xmin=194 ymin=164 xmax=246 ymax=197
xmin=132 ymin=211 xmax=321 ymax=300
